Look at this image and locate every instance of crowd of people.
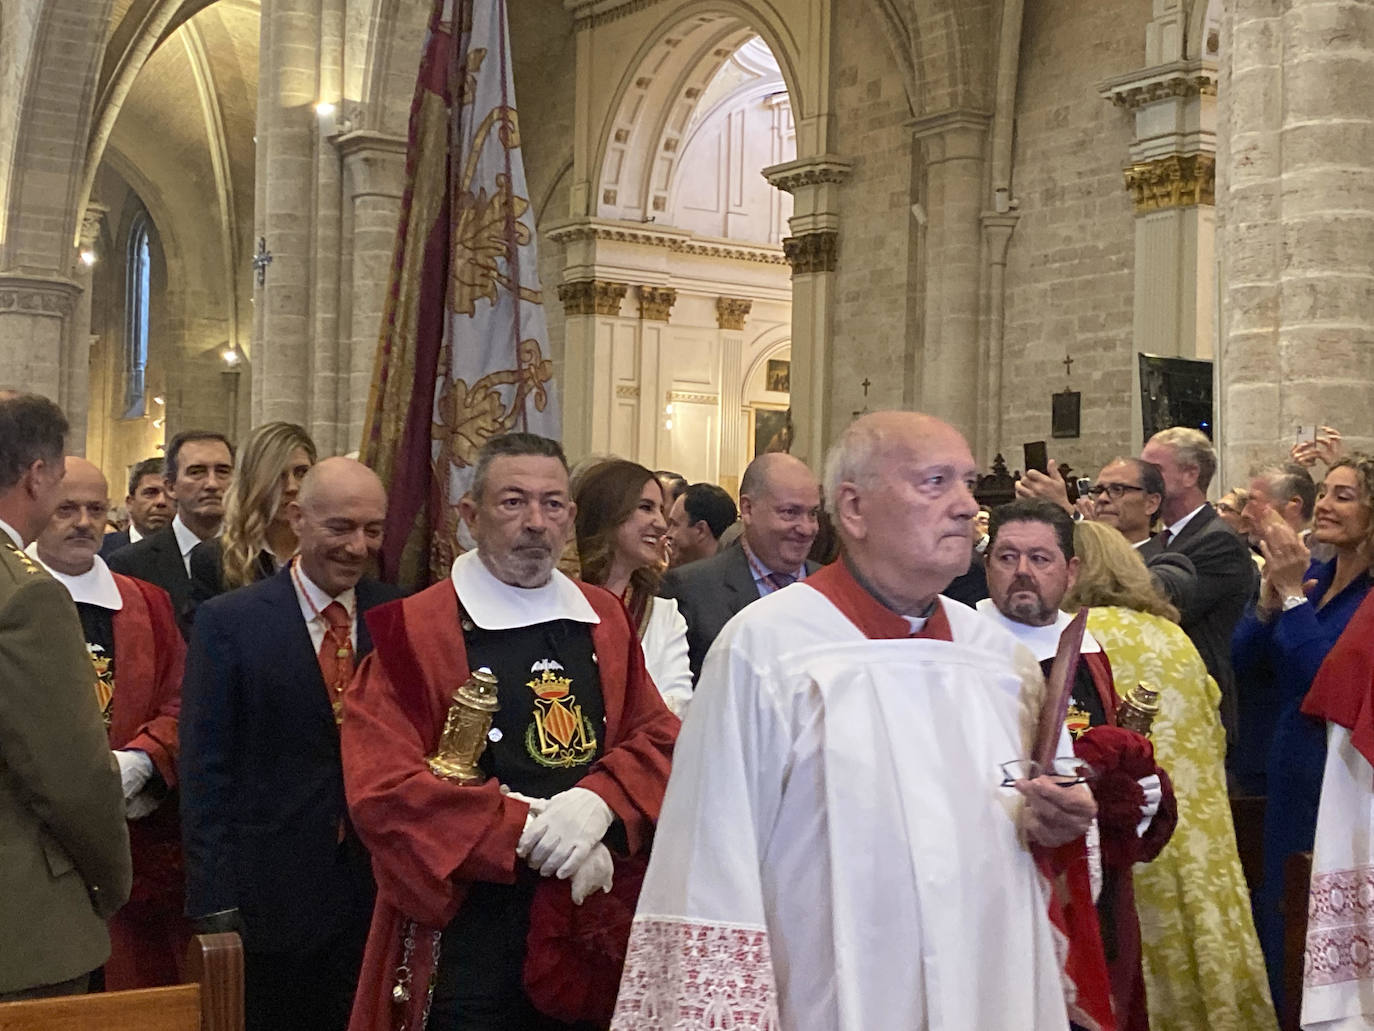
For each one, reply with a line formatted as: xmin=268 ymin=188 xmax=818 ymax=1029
xmin=2 ymin=386 xmax=1373 ymax=1031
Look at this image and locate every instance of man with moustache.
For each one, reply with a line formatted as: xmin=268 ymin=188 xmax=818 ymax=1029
xmin=0 ymin=393 xmax=131 ymax=1001
xmin=180 ymin=458 xmax=404 ymax=1031
xmin=100 ymin=457 xmax=172 ymax=558
xmin=661 ymin=453 xmax=821 ymax=681
xmin=108 ymin=431 xmax=235 ymax=635
xmin=28 ymin=457 xmax=187 ymax=989
xmin=341 ymin=433 xmax=679 ymax=1031
xmin=664 ymin=482 xmax=737 ymax=568
xmin=614 ymin=412 xmax=1112 ymax=1031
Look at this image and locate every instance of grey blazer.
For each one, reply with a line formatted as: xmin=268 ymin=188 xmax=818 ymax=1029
xmin=660 ymin=544 xmax=819 ymax=683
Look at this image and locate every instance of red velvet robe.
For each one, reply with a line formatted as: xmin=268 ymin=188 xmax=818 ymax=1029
xmin=105 ymin=573 xmax=187 ymax=990
xmin=342 ymin=578 xmax=679 ymax=1031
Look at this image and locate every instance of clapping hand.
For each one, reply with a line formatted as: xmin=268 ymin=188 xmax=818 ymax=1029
xmin=1257 ymin=517 xmax=1313 ymax=615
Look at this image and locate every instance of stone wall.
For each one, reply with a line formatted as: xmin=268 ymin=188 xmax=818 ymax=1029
xmin=999 ymin=0 xmax=1151 ymax=474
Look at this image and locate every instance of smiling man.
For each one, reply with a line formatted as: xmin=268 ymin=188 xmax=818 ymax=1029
xmin=661 ymin=452 xmax=821 ymax=681
xmin=615 ymin=412 xmax=1110 ymax=1031
xmin=180 ymin=457 xmax=403 ymax=1031
xmin=339 ymin=432 xmax=677 ymax=1031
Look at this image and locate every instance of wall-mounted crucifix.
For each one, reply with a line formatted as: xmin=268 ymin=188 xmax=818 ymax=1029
xmin=253 ymin=237 xmax=273 ymax=287
xmin=853 ymin=376 xmax=872 ymax=419
xmin=1062 ymin=354 xmax=1074 ymax=378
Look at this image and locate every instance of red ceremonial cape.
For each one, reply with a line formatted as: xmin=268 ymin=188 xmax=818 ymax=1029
xmin=805 ymin=562 xmax=1118 ymax=1031
xmin=1304 ymin=588 xmax=1374 ymax=766
xmin=342 ymin=577 xmax=678 ymax=1031
xmin=107 ymin=573 xmax=188 ymax=989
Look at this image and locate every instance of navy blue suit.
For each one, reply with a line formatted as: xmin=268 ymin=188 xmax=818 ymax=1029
xmin=180 ymin=567 xmax=403 ymax=1031
xmin=99 ymin=529 xmax=131 ymax=560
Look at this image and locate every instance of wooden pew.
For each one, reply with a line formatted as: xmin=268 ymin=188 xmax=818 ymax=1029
xmin=0 ymin=933 xmax=242 ymax=1031
xmin=1281 ymin=850 xmax=1314 ymax=1031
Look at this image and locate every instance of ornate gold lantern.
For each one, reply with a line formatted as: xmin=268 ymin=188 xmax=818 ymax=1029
xmin=427 ymin=667 xmax=501 ymax=784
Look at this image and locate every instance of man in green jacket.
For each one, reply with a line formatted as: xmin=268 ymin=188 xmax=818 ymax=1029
xmin=0 ymin=392 xmax=131 ymax=1000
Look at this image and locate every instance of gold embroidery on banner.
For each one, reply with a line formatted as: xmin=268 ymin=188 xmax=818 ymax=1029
xmin=524 ymin=669 xmax=597 ymax=769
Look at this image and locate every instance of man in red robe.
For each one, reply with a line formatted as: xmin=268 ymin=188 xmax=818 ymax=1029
xmin=342 ymin=433 xmax=678 ymax=1031
xmin=29 ymin=457 xmax=186 ymax=988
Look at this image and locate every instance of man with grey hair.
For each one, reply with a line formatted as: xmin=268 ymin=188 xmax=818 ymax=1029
xmin=661 ymin=451 xmax=820 ymax=681
xmin=0 ymin=393 xmax=131 ymax=1000
xmin=614 ymin=411 xmax=1110 ymax=1031
xmin=1243 ymin=460 xmax=1316 ymax=548
xmin=1140 ymin=427 xmax=1257 ymax=758
xmin=341 ymin=432 xmax=678 ymax=1030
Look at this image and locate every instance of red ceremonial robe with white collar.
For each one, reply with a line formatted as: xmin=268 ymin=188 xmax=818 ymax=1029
xmin=106 ymin=572 xmax=187 ymax=989
xmin=341 ymin=577 xmax=679 ymax=1031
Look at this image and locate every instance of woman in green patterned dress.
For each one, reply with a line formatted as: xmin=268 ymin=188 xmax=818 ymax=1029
xmin=1064 ymin=520 xmax=1277 ymax=1031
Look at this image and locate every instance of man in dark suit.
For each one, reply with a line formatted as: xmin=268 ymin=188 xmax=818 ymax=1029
xmin=108 ymin=431 xmax=234 ymax=635
xmin=661 ymin=453 xmax=821 ymax=681
xmin=1139 ymin=427 xmax=1257 ymax=754
xmin=180 ymin=457 xmax=402 ymax=1031
xmin=0 ymin=393 xmax=131 ymax=1000
xmin=100 ymin=457 xmax=171 ymax=559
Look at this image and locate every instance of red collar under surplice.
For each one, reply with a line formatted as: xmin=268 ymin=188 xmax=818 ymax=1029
xmin=802 ymin=559 xmax=953 ymax=641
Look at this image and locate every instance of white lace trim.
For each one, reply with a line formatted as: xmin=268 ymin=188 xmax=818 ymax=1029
xmin=610 ymin=915 xmax=781 ymax=1030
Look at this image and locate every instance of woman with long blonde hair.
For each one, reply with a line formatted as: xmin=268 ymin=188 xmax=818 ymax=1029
xmin=189 ymin=422 xmax=316 ymax=604
xmin=1066 ymin=520 xmax=1276 ymax=1031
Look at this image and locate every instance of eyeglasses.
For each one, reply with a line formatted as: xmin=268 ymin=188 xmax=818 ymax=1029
xmin=1086 ymin=483 xmax=1146 ymax=501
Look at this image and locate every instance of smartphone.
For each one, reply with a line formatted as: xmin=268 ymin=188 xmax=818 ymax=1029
xmin=1023 ymin=440 xmax=1049 ymax=476
xmin=1295 ymin=425 xmax=1317 ymax=445
xmin=1075 ymin=477 xmax=1093 ymax=499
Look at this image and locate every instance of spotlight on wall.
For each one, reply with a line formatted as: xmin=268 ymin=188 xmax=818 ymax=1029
xmin=153 ymin=395 xmax=165 ymax=406
xmin=153 ymin=417 xmax=165 ymax=429
xmin=222 ymin=348 xmax=241 ymax=368
xmin=314 ymin=102 xmax=336 ymax=117
xmin=79 ymin=249 xmax=97 ymax=267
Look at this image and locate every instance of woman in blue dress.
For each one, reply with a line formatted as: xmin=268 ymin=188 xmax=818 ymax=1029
xmin=1232 ymin=453 xmax=1374 ymax=1011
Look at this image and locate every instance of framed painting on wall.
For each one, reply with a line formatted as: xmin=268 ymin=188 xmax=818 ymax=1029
xmin=765 ymin=359 xmax=790 ymax=393
xmin=752 ymin=406 xmax=792 ymax=457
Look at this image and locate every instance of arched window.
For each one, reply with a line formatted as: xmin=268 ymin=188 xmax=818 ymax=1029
xmin=123 ymin=214 xmax=151 ymax=418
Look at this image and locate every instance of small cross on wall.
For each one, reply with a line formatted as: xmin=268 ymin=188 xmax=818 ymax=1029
xmin=1062 ymin=354 xmax=1074 ymax=378
xmin=252 ymin=237 xmax=274 ymax=287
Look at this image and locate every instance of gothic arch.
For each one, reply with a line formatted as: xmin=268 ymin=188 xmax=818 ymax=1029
xmin=1187 ymin=0 xmax=1222 ymax=60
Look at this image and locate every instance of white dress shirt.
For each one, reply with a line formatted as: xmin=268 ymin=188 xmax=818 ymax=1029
xmin=171 ymin=514 xmax=206 ymax=576
xmin=0 ymin=517 xmax=23 ymax=550
xmin=291 ymin=562 xmax=358 ymax=652
xmin=1163 ymin=504 xmax=1208 ymax=544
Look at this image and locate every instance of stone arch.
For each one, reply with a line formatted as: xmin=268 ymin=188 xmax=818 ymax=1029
xmin=3 ymin=0 xmax=116 ymax=270
xmin=1187 ymin=0 xmax=1222 ymax=60
xmin=591 ymin=0 xmax=809 ymax=222
xmin=360 ymin=0 xmax=432 ymax=135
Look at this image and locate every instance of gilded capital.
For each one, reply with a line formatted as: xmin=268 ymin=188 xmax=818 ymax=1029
xmin=1123 ymin=153 xmax=1215 ymax=212
xmin=783 ymin=231 xmax=838 ymax=275
xmin=557 ymin=279 xmax=628 ymax=316
xmin=638 ymin=286 xmax=677 ymax=322
xmin=716 ymin=297 xmax=752 ymax=331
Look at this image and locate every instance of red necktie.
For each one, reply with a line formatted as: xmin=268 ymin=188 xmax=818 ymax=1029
xmin=1157 ymin=528 xmax=1172 ymax=549
xmin=317 ymin=602 xmax=355 ymax=722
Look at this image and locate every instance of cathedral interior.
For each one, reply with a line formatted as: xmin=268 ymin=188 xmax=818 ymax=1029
xmin=0 ymin=0 xmax=1367 ymax=494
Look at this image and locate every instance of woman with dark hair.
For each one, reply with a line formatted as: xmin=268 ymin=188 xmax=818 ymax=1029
xmin=189 ymin=422 xmax=316 ymax=605
xmin=574 ymin=459 xmax=691 ymax=716
xmin=1232 ymin=453 xmax=1374 ymax=1012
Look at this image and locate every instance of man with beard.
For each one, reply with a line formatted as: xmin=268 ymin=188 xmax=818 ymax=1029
xmin=29 ymin=457 xmax=186 ymax=988
xmin=661 ymin=453 xmax=821 ymax=681
xmin=977 ymin=498 xmax=1175 ymax=1031
xmin=341 ymin=432 xmax=679 ymax=1031
xmin=181 ymin=458 xmax=404 ymax=1031
xmin=100 ymin=457 xmax=172 ymax=558
xmin=108 ymin=431 xmax=235 ymax=636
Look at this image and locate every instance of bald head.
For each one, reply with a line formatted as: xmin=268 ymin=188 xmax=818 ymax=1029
xmin=737 ymin=452 xmax=820 ymax=572
xmin=35 ymin=456 xmax=111 ymax=575
xmin=825 ymin=410 xmax=979 ymax=616
xmin=290 ymin=457 xmax=388 ymax=596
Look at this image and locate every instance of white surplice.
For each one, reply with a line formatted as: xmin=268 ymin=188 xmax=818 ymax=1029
xmin=1302 ymin=724 xmax=1374 ymax=1030
xmin=611 ymin=582 xmax=1071 ymax=1031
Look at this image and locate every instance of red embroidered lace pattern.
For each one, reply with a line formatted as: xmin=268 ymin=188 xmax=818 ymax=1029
xmin=1305 ymin=865 xmax=1374 ymax=987
xmin=610 ymin=917 xmax=780 ymax=1030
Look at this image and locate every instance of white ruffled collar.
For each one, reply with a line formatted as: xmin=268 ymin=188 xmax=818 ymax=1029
xmin=975 ymin=598 xmax=1100 ymax=661
xmin=450 ymin=549 xmax=598 ymax=630
xmin=26 ymin=547 xmax=124 ymax=611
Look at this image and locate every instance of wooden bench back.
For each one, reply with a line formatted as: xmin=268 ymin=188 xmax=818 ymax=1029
xmin=0 ymin=933 xmax=242 ymax=1031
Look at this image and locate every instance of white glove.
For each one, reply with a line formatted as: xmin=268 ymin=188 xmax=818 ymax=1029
xmin=113 ymin=750 xmax=154 ymax=800
xmin=126 ymin=791 xmax=159 ymax=820
xmin=517 ymin=786 xmax=614 ymax=878
xmin=501 ymin=785 xmax=549 ymax=816
xmin=1137 ymin=774 xmax=1162 ymax=837
xmin=568 ymin=842 xmax=614 ymax=905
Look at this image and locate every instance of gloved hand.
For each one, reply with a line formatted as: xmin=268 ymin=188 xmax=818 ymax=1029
xmin=1136 ymin=774 xmax=1162 ymax=836
xmin=517 ymin=786 xmax=614 ymax=878
xmin=126 ymin=791 xmax=159 ymax=820
xmin=113 ymin=749 xmax=153 ymax=800
xmin=568 ymin=842 xmax=614 ymax=905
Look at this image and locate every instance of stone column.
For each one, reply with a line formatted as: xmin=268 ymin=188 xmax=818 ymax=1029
xmin=910 ymin=111 xmax=990 ymax=444
xmin=337 ymin=128 xmax=407 ymax=453
xmin=763 ymin=155 xmax=851 ymax=467
xmin=1217 ymin=0 xmax=1374 ymax=482
xmin=0 ymin=276 xmax=80 ymax=401
xmin=716 ymin=297 xmax=751 ymax=494
xmin=253 ymin=0 xmax=321 ymax=425
xmin=60 ymin=203 xmax=106 ymax=454
xmin=556 ymin=279 xmax=627 ymax=459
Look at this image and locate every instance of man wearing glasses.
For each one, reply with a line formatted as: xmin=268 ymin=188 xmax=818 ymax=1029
xmin=1083 ymin=458 xmax=1165 ymax=547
